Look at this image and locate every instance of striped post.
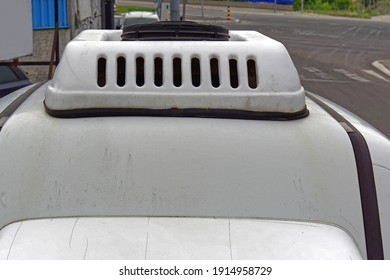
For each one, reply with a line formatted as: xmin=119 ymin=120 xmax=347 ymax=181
xmin=227 ymin=6 xmax=231 ymax=20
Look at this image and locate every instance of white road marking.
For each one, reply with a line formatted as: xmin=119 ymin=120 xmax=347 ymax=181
xmin=362 ymin=70 xmax=390 ymax=82
xmin=334 ymin=69 xmax=370 ymax=83
xmin=303 ymin=67 xmax=320 ymax=73
xmin=373 ymin=61 xmax=390 ymax=77
xmin=327 ymin=43 xmax=347 ymax=57
xmin=300 ymin=77 xmax=350 ymax=83
xmin=336 ymin=26 xmax=357 ymax=38
xmin=294 ymin=29 xmax=340 ymax=38
xmin=303 ymin=67 xmax=334 ymax=80
xmin=362 ymin=29 xmax=378 ymax=40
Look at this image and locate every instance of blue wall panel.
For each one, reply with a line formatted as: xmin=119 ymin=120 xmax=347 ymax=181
xmin=32 ymin=0 xmax=68 ymax=29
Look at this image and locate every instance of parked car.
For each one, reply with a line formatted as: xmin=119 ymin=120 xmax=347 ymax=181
xmin=0 ymin=65 xmax=31 ymax=98
xmin=0 ymin=23 xmax=389 ymax=260
xmin=114 ymin=14 xmax=124 ymax=29
xmin=121 ymin=11 xmax=159 ymax=28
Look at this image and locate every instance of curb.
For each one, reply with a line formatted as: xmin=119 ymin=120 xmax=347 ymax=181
xmin=373 ymin=61 xmax=390 ymax=77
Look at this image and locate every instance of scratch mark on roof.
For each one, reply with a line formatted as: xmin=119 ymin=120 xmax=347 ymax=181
xmin=69 ymin=217 xmax=80 ymax=248
xmin=144 ymin=218 xmax=150 ymax=260
xmin=7 ymin=222 xmax=23 ymax=260
xmin=83 ymin=238 xmax=89 ymax=260
xmin=228 ymin=219 xmax=233 ymax=260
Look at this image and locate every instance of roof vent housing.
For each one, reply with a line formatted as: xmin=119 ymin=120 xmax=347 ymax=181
xmin=45 ymin=23 xmax=307 ymax=119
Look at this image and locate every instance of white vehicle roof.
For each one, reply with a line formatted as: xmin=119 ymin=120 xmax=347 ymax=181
xmin=122 ymin=11 xmax=159 ymax=27
xmin=125 ymin=11 xmax=158 ymax=18
xmin=0 ymin=27 xmax=389 ymax=260
xmin=1 ymin=218 xmax=362 ymax=260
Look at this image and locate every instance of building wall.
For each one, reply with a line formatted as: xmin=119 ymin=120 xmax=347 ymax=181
xmin=0 ymin=0 xmax=33 ymax=60
xmin=20 ymin=29 xmax=71 ymax=83
xmin=20 ymin=0 xmax=105 ymax=83
xmin=32 ymin=0 xmax=69 ymax=29
xmin=68 ymin=0 xmax=103 ymax=38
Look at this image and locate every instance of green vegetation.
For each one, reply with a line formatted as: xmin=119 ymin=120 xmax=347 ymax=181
xmin=294 ymin=0 xmax=390 ymax=18
xmin=116 ymin=5 xmax=156 ymax=13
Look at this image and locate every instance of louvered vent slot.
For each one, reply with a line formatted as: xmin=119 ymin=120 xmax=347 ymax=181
xmin=136 ymin=57 xmax=145 ymax=87
xmin=173 ymin=57 xmax=182 ymax=87
xmin=247 ymin=59 xmax=257 ymax=89
xmin=191 ymin=58 xmax=201 ymax=87
xmin=154 ymin=57 xmax=163 ymax=87
xmin=210 ymin=58 xmax=220 ymax=88
xmin=229 ymin=59 xmax=239 ymax=89
xmin=117 ymin=56 xmax=126 ymax=87
xmin=97 ymin=57 xmax=106 ymax=87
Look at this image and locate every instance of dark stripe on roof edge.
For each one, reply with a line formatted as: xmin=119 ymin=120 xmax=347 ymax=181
xmin=0 ymin=82 xmax=44 ymax=131
xmin=306 ymin=91 xmax=384 ymax=260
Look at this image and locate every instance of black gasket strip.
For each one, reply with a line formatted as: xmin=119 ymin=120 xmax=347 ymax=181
xmin=306 ymin=92 xmax=384 ymax=260
xmin=44 ymin=103 xmax=309 ymax=121
xmin=0 ymin=82 xmax=44 ymax=131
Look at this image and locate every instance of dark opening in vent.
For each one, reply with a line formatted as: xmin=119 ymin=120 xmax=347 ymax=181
xmin=154 ymin=57 xmax=163 ymax=87
xmin=173 ymin=58 xmax=182 ymax=87
xmin=191 ymin=58 xmax=201 ymax=87
xmin=247 ymin=59 xmax=257 ymax=89
xmin=136 ymin=57 xmax=145 ymax=87
xmin=117 ymin=56 xmax=126 ymax=87
xmin=210 ymin=58 xmax=220 ymax=88
xmin=229 ymin=59 xmax=239 ymax=89
xmin=97 ymin=57 xmax=106 ymax=87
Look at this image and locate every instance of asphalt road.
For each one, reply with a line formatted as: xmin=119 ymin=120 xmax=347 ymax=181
xmin=119 ymin=2 xmax=390 ymax=137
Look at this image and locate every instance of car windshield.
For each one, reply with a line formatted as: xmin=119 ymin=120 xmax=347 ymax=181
xmin=123 ymin=17 xmax=158 ymax=26
xmin=0 ymin=66 xmax=19 ymax=84
xmin=114 ymin=17 xmax=122 ymax=25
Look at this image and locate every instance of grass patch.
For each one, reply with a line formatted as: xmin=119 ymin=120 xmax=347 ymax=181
xmin=305 ymin=9 xmax=371 ymax=18
xmin=116 ymin=5 xmax=156 ymax=13
xmin=294 ymin=0 xmax=390 ymax=18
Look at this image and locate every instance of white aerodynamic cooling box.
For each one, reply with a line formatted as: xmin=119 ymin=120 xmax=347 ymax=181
xmin=44 ymin=28 xmax=307 ymax=119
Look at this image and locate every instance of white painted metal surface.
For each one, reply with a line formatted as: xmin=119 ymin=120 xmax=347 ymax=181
xmin=45 ymin=30 xmax=305 ymax=113
xmin=0 ymin=218 xmax=362 ymax=260
xmin=0 ymin=87 xmax=366 ymax=257
xmin=0 ymin=0 xmax=33 ymax=60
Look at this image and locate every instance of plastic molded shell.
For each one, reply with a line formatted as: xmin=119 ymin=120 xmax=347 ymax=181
xmin=45 ymin=30 xmax=306 ymax=116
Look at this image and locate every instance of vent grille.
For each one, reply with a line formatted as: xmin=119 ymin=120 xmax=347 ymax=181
xmin=96 ymin=56 xmax=257 ymax=89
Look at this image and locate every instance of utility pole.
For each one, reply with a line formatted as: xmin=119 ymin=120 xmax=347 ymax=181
xmin=182 ymin=0 xmax=187 ymax=20
xmin=157 ymin=0 xmax=162 ymax=19
xmin=170 ymin=0 xmax=180 ymax=21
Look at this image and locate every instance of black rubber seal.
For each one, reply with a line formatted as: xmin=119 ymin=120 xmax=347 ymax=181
xmin=44 ymin=103 xmax=309 ymax=121
xmin=306 ymin=92 xmax=384 ymax=260
xmin=122 ymin=21 xmax=230 ymax=41
xmin=0 ymin=82 xmax=44 ymax=131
